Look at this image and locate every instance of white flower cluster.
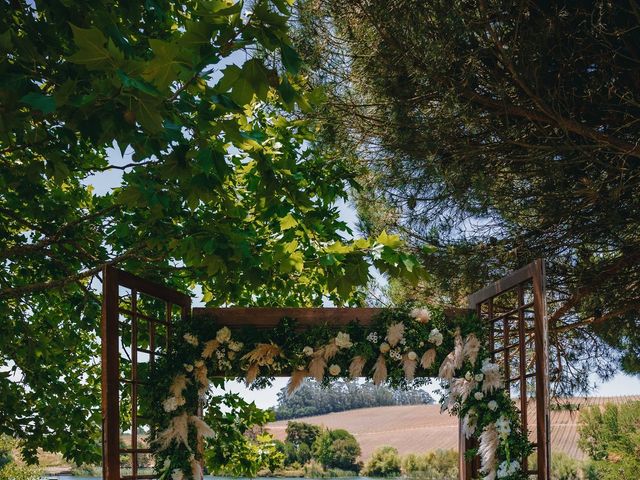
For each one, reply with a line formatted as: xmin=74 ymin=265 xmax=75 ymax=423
xmin=480 ymin=359 xmax=503 ymax=394
xmin=497 ymin=459 xmax=520 ymax=478
xmin=495 ymin=415 xmax=511 ymax=437
xmin=428 ymin=328 xmax=443 ymax=346
xmin=389 ymin=349 xmax=402 ymax=361
xmin=462 ymin=409 xmax=477 ymax=438
xmin=367 ymin=332 xmax=379 ymax=343
xmin=214 ymin=349 xmax=232 ymax=370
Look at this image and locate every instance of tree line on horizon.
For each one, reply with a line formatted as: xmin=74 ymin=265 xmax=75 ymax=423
xmin=273 ymin=380 xmax=434 ymax=420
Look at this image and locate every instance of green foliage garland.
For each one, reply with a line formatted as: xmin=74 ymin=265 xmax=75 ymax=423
xmin=145 ymin=305 xmax=534 ymax=480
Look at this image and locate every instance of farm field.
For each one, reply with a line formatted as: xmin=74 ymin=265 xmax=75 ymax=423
xmin=267 ymin=396 xmax=640 ymax=461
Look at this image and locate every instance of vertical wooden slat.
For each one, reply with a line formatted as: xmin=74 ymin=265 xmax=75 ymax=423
xmin=488 ymin=299 xmax=494 ymax=361
xmin=131 ymin=290 xmax=138 ymax=480
xmin=532 ymin=259 xmax=550 ymax=479
xmin=503 ymin=302 xmax=511 ymax=395
xmin=149 ymin=314 xmax=155 ymax=366
xmin=102 ymin=266 xmax=120 ymax=480
xmin=517 ymin=284 xmax=528 ymax=473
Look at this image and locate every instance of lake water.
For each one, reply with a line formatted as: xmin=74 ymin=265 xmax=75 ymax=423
xmin=48 ymin=477 xmax=375 ymax=480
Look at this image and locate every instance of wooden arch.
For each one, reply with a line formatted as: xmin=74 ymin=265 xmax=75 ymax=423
xmin=101 ymin=260 xmax=549 ymax=480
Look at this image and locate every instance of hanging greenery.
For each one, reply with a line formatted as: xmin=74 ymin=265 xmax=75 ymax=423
xmin=145 ymin=305 xmax=533 ymax=480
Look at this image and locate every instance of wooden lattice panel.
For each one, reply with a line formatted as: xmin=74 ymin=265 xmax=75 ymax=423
xmin=462 ymin=259 xmax=550 ymax=480
xmin=102 ymin=267 xmax=191 ymax=480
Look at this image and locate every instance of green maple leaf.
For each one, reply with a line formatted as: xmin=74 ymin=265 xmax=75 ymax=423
xmin=279 ymin=214 xmax=297 ymax=230
xmin=20 ymin=92 xmax=56 ymax=114
xmin=67 ymin=24 xmax=114 ymax=70
xmin=133 ymin=93 xmax=164 ymax=132
xmin=142 ymin=39 xmax=185 ymax=90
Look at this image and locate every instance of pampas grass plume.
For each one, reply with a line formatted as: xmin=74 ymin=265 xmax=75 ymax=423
xmin=287 ymin=369 xmax=307 ymax=395
xmin=349 ymin=356 xmax=366 ymax=378
xmin=372 ymin=354 xmax=387 ymax=385
xmin=421 ymin=348 xmax=437 ymax=369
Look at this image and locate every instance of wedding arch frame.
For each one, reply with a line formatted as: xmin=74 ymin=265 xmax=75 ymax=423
xmin=101 ymin=259 xmax=549 ymax=480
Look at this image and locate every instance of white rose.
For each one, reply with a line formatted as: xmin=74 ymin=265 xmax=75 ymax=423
xmin=171 ymin=469 xmax=185 ymax=480
xmin=428 ymin=328 xmax=443 ymax=346
xmin=474 ymin=391 xmax=484 ymax=401
xmin=303 ymin=346 xmax=314 ymax=356
xmin=194 ymin=360 xmax=204 ymax=368
xmin=329 ymin=364 xmax=341 ymax=376
xmin=465 ymin=371 xmax=473 ymax=381
xmin=380 ymin=342 xmax=391 ymax=353
xmin=335 ymin=332 xmax=353 ymax=349
xmin=407 ymin=351 xmax=418 ymax=361
xmin=475 ymin=373 xmax=484 ymax=382
xmin=229 ymin=341 xmax=243 ymax=352
xmin=216 ymin=327 xmax=231 ymax=343
xmin=183 ymin=363 xmax=194 ymax=372
xmin=488 ymin=400 xmax=498 ymax=411
xmin=162 ymin=396 xmax=178 ymax=412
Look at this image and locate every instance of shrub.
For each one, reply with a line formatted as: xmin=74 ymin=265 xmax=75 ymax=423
xmin=313 ymin=428 xmax=361 ymax=471
xmin=550 ymin=452 xmax=581 ymax=480
xmin=286 ymin=421 xmax=321 ymax=448
xmin=404 ymin=450 xmax=457 ymax=480
xmin=362 ymin=446 xmax=402 ymax=477
xmin=529 ymin=452 xmax=586 ymax=480
xmin=0 ymin=437 xmax=40 ymax=480
xmin=578 ymin=401 xmax=640 ymax=479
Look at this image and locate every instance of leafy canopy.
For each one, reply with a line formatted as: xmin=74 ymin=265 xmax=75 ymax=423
xmin=0 ymin=0 xmax=422 ymax=465
xmin=295 ymin=0 xmax=640 ymax=391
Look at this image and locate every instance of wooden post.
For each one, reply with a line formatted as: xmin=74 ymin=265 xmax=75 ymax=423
xmin=532 ymin=259 xmax=550 ymax=479
xmin=102 ymin=266 xmax=120 ymax=480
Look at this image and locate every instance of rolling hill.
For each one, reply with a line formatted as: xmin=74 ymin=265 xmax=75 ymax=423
xmin=267 ymin=396 xmax=640 ymax=461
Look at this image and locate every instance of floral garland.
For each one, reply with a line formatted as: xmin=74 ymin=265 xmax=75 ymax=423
xmin=145 ymin=305 xmax=532 ymax=480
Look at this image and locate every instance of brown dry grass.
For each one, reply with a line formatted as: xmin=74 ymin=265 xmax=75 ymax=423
xmin=267 ymin=395 xmax=640 ymax=461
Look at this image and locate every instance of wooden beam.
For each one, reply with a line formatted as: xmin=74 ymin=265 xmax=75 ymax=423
xmin=467 ymin=261 xmax=540 ymax=308
xmin=192 ymin=307 xmax=382 ymax=329
xmin=192 ymin=307 xmax=470 ymax=330
xmin=115 ymin=268 xmax=192 ymax=305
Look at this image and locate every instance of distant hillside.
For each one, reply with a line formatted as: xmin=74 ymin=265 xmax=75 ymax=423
xmin=267 ymin=396 xmax=640 ymax=461
xmin=274 ymin=380 xmax=434 ymax=420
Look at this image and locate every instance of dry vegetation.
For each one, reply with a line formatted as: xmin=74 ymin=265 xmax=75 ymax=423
xmin=268 ymin=396 xmax=640 ymax=461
